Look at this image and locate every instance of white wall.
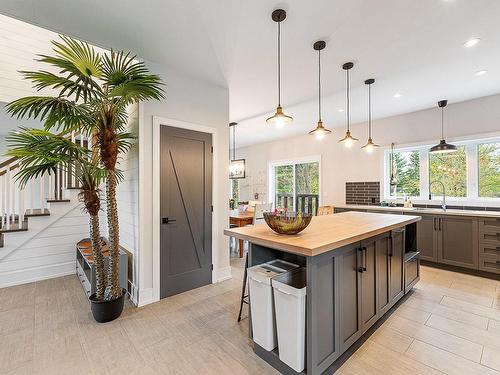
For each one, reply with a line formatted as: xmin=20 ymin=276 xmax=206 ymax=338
xmin=237 ymin=94 xmax=500 ymax=207
xmin=137 ymin=61 xmax=229 ymax=306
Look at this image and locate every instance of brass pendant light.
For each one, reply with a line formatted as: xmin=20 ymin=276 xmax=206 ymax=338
xmin=338 ymin=62 xmax=358 ymax=147
xmin=309 ymin=41 xmax=332 ymax=140
xmin=361 ymin=78 xmax=379 ymax=152
xmin=266 ymin=9 xmax=293 ymax=128
xmin=430 ymin=100 xmax=458 ymax=153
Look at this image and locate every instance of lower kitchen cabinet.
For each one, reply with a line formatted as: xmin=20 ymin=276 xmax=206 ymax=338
xmin=389 ymin=229 xmax=405 ymax=304
xmin=438 ymin=216 xmax=479 ymax=269
xmin=415 ymin=214 xmax=438 ymax=262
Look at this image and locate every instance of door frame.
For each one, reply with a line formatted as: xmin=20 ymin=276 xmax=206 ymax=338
xmin=152 ymin=116 xmax=218 ymax=302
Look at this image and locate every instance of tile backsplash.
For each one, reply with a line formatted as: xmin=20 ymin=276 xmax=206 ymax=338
xmin=346 ymin=182 xmax=380 ymax=205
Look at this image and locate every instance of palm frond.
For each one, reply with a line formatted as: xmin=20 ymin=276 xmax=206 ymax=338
xmin=5 ymin=96 xmax=93 ymax=132
xmin=102 ymin=50 xmax=164 ymax=104
xmin=21 ymin=70 xmax=102 ymax=102
xmin=48 ymin=35 xmax=103 ymax=79
xmin=6 ymin=128 xmax=93 ymax=187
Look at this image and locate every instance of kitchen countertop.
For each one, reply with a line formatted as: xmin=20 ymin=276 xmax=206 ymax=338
xmin=223 ymin=211 xmax=420 ymax=257
xmin=336 ymin=204 xmax=500 ymax=218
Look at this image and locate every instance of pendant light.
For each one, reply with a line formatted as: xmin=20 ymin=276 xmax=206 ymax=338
xmin=430 ymin=100 xmax=457 ymax=153
xmin=266 ymin=9 xmax=293 ymax=128
xmin=361 ymin=78 xmax=379 ymax=152
xmin=229 ymin=122 xmax=246 ymax=179
xmin=338 ymin=62 xmax=358 ymax=147
xmin=308 ymin=41 xmax=332 ymax=140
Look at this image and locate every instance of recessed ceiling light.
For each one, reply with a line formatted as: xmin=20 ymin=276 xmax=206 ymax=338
xmin=393 ymin=93 xmax=401 ymax=98
xmin=464 ymin=38 xmax=481 ymax=48
xmin=475 ymin=70 xmax=488 ymax=76
xmin=338 ymin=109 xmax=344 ymax=112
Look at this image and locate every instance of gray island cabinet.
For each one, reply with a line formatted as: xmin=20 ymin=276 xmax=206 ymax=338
xmin=225 ymin=211 xmax=420 ymax=375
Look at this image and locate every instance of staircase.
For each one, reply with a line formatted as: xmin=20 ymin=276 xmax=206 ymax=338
xmin=0 ymin=132 xmax=95 ymax=287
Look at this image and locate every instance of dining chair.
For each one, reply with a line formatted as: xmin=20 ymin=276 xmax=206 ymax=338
xmin=252 ymin=202 xmax=272 ymax=224
xmin=317 ymin=205 xmax=335 ymax=216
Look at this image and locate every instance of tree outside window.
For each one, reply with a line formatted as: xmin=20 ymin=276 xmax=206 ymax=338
xmin=478 ymin=142 xmax=500 ymax=198
xmin=429 ymin=146 xmax=467 ymax=197
xmin=390 ymin=151 xmax=420 ymax=197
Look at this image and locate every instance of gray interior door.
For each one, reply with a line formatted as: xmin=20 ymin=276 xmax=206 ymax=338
xmin=160 ymin=126 xmax=212 ymax=298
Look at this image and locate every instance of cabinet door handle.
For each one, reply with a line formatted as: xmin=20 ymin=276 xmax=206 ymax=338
xmin=389 ymin=235 xmax=394 ymax=257
xmin=358 ymin=247 xmax=364 ymax=273
xmin=438 ymin=217 xmax=442 ymax=231
xmin=363 ymin=247 xmax=367 ymax=272
xmin=433 ymin=217 xmax=437 ymax=231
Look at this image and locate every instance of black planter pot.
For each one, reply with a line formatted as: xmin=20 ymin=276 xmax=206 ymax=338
xmin=89 ymin=288 xmax=127 ymax=323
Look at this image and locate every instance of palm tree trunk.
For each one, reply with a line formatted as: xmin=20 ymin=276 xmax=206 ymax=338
xmin=105 ymin=170 xmax=122 ymax=300
xmin=90 ymin=213 xmax=105 ymax=300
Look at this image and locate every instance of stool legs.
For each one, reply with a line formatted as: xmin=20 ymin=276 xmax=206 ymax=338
xmin=237 ymin=253 xmax=249 ymax=322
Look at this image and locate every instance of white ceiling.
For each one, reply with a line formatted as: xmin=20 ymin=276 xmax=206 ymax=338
xmin=1 ymin=0 xmax=500 ymax=147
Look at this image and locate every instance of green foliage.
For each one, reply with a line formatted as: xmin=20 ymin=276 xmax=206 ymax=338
xmin=274 ymin=162 xmax=319 ymax=209
xmin=391 ymin=151 xmax=420 ymax=197
xmin=5 ymin=128 xmax=106 ymax=189
xmin=429 ymin=146 xmax=467 ymax=197
xmin=479 ymin=143 xmax=500 ymax=198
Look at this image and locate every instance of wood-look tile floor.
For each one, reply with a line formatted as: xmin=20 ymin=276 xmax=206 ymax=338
xmin=1 ymin=260 xmax=500 ymax=375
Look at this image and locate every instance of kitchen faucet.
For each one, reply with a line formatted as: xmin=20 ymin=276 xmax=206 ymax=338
xmin=429 ymin=180 xmax=446 ymax=211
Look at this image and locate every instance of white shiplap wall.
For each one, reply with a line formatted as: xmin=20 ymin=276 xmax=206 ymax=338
xmin=0 ymin=13 xmax=107 ymax=103
xmin=116 ymin=104 xmax=139 ymax=300
xmin=0 ymin=195 xmax=90 ymax=287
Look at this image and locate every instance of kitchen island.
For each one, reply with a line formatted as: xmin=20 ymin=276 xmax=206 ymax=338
xmin=224 ymin=211 xmax=421 ymax=375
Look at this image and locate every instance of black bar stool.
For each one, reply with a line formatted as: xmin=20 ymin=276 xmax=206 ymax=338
xmin=237 ymin=252 xmax=249 ymax=322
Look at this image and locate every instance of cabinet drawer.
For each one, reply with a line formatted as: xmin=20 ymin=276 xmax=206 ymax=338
xmin=405 ymin=255 xmax=420 ymax=293
xmin=480 ymin=217 xmax=500 ymax=233
xmin=479 ymin=230 xmax=500 ymax=245
xmin=479 ymin=243 xmax=500 ymax=258
xmin=479 ymin=256 xmax=500 ymax=274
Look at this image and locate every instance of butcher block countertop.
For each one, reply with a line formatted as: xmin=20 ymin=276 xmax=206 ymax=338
xmin=224 ymin=211 xmax=421 ymax=257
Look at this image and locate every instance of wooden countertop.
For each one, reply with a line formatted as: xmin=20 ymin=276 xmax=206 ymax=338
xmin=336 ymin=204 xmax=500 ymax=218
xmin=224 ymin=211 xmax=421 ymax=257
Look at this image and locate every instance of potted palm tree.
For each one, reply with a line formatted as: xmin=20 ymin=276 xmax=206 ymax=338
xmin=7 ymin=36 xmax=164 ymax=319
xmin=6 ymin=129 xmax=115 ymax=318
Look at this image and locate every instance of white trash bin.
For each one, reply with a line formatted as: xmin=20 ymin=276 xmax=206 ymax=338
xmin=272 ymin=268 xmax=307 ymax=373
xmin=247 ymin=260 xmax=298 ymax=351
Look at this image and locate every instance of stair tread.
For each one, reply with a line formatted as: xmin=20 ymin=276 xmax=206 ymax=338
xmin=25 ymin=208 xmax=50 ymax=217
xmin=0 ymin=219 xmax=28 ymax=233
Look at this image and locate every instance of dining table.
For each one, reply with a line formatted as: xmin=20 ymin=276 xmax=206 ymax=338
xmin=229 ymin=209 xmax=254 ymax=257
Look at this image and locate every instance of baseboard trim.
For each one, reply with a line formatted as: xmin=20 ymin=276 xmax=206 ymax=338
xmin=216 ymin=266 xmax=232 ymax=282
xmin=0 ymin=261 xmax=76 ymax=288
xmin=138 ymin=287 xmax=155 ymax=307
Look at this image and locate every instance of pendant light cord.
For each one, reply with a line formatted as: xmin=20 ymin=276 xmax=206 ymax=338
xmin=318 ymin=49 xmax=322 ymax=121
xmin=368 ymin=83 xmax=372 ymax=138
xmin=232 ymin=124 xmax=236 ymax=160
xmin=441 ymin=107 xmax=444 ymax=140
xmin=346 ymin=68 xmax=350 ymax=131
xmin=277 ymin=21 xmax=281 ymax=107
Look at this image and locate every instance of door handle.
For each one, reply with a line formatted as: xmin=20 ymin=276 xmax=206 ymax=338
xmin=438 ymin=217 xmax=442 ymax=231
xmin=433 ymin=217 xmax=437 ymax=231
xmin=162 ymin=217 xmax=176 ymax=224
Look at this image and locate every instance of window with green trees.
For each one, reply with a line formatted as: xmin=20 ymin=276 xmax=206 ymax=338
xmin=429 ymin=146 xmax=467 ymax=197
xmin=273 ymin=161 xmax=319 ymax=210
xmin=478 ymin=142 xmax=500 ymax=198
xmin=390 ymin=150 xmax=420 ymax=197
